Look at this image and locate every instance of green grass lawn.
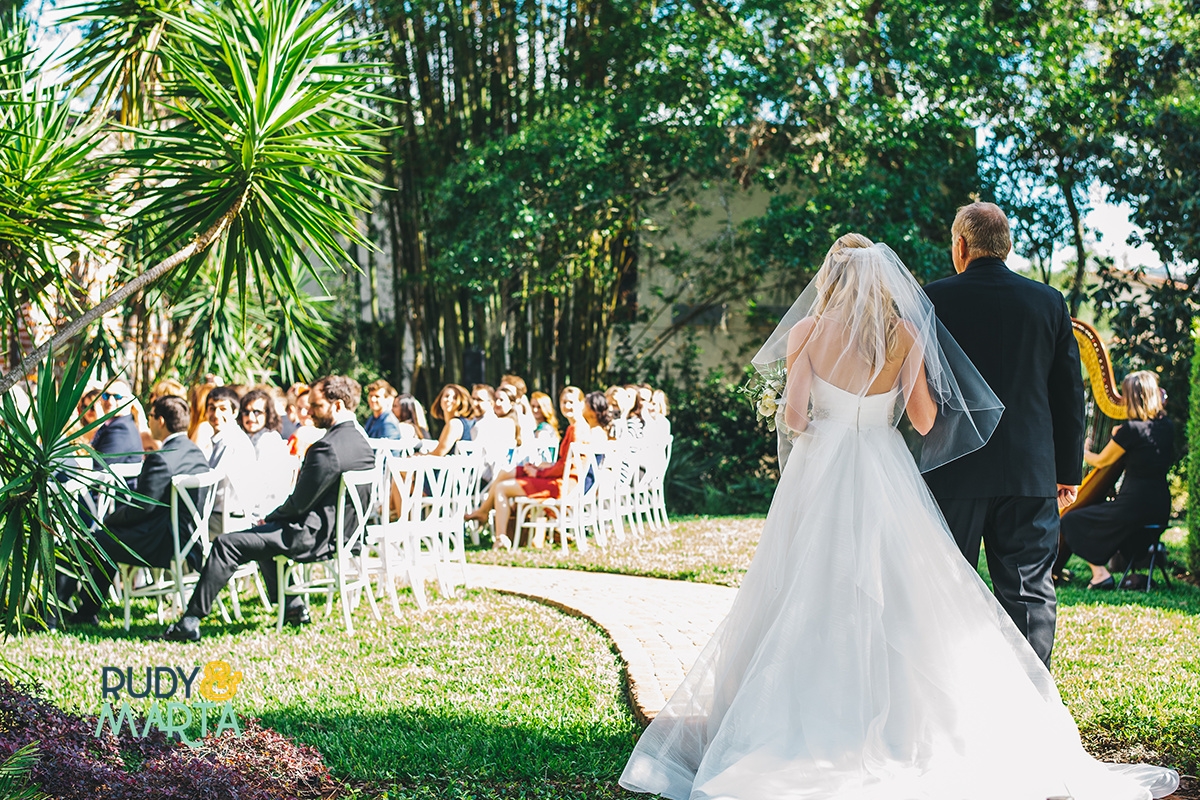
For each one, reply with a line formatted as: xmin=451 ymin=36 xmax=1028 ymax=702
xmin=6 ymin=518 xmax=1199 ymax=798
xmin=4 ymin=591 xmax=638 ymax=799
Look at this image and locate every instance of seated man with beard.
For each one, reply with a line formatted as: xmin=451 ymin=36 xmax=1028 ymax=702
xmin=156 ymin=375 xmax=375 ymax=640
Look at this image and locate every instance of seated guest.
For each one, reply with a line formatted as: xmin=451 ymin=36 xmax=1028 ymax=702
xmin=205 ymin=386 xmax=258 ymax=536
xmin=479 ymin=385 xmax=521 ymax=478
xmin=426 ymin=383 xmax=475 ymax=455
xmin=467 ymin=387 xmax=599 ymax=548
xmin=470 ymin=383 xmax=496 ymax=422
xmin=91 ymin=380 xmax=144 ymax=467
xmin=188 ymin=382 xmax=217 ymax=456
xmin=529 ymin=391 xmax=561 ymax=450
xmin=239 ymin=387 xmax=292 ymax=515
xmin=157 ymin=376 xmax=376 ymax=640
xmin=66 ymin=397 xmax=210 ymax=624
xmin=363 ymin=379 xmax=403 ymax=439
xmin=642 ymin=388 xmax=672 ymax=440
xmin=281 ymin=382 xmax=306 ymax=439
xmin=239 ymin=388 xmax=288 ymax=461
xmin=287 ymin=384 xmax=325 ymax=458
xmin=72 ymin=387 xmax=102 ymax=445
xmin=394 ymin=393 xmax=429 ymax=439
xmin=500 ymin=373 xmax=536 ymax=442
xmin=1056 ymin=371 xmax=1175 ymax=590
xmin=584 ymin=391 xmax=615 ymax=440
xmin=606 ymin=385 xmax=640 ymax=439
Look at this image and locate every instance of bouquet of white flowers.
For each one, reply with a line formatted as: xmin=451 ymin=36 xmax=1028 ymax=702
xmin=739 ymin=363 xmax=786 ymax=432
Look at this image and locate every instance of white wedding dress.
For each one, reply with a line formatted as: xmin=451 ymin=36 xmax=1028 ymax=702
xmin=619 ymin=375 xmax=1179 ymax=800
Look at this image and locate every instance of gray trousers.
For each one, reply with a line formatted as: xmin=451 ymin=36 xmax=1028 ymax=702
xmin=937 ymin=496 xmax=1060 ymax=667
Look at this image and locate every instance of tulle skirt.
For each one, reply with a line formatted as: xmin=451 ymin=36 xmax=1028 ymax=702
xmin=619 ymin=421 xmax=1179 ymax=800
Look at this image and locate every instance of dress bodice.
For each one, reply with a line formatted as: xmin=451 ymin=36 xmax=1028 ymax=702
xmin=809 ymin=375 xmax=898 ymax=429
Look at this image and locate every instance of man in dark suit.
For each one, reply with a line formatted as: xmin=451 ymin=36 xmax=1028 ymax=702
xmin=159 ymin=375 xmax=374 ymax=640
xmin=923 ymin=202 xmax=1086 ymax=667
xmin=68 ymin=396 xmax=210 ymax=624
xmin=89 ymin=380 xmax=144 ymax=467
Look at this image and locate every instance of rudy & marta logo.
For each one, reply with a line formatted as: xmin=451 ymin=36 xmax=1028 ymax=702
xmin=95 ymin=659 xmax=244 ymax=746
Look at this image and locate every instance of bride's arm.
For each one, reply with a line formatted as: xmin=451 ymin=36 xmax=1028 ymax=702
xmin=898 ymin=322 xmax=936 ymax=435
xmin=784 ymin=318 xmax=816 ymax=433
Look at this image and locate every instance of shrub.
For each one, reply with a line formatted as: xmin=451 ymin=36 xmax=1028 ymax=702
xmin=0 ymin=680 xmax=335 ymax=800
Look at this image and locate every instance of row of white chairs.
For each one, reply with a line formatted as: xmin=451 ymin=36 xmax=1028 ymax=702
xmin=507 ymin=435 xmax=673 ymax=552
xmin=63 ymin=431 xmax=672 ymax=634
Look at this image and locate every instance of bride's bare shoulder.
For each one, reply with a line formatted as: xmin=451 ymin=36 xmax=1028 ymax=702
xmin=788 ymin=316 xmax=818 ymax=347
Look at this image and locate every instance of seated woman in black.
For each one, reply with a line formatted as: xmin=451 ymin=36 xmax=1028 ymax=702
xmin=1057 ymin=371 xmax=1174 ymax=590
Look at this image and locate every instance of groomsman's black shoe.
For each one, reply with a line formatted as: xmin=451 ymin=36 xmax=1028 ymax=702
xmin=1086 ymin=576 xmax=1116 ymax=591
xmin=153 ymin=616 xmax=201 ymax=641
xmin=66 ymin=610 xmax=99 ymax=627
xmin=283 ymin=606 xmax=312 ymax=626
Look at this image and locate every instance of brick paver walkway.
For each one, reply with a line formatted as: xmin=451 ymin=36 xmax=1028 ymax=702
xmin=464 ymin=563 xmax=736 ymax=723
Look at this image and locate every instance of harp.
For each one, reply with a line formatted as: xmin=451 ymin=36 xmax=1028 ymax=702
xmin=1060 ymin=318 xmax=1126 ymax=516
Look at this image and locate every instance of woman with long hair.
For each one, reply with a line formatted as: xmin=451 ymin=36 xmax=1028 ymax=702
xmin=426 ymin=383 xmax=474 ymax=456
xmin=529 ymin=391 xmax=561 ymax=447
xmin=1055 ymin=370 xmax=1176 ymax=589
xmin=393 ymin=393 xmax=430 ymax=439
xmin=188 ymin=381 xmax=217 ymax=454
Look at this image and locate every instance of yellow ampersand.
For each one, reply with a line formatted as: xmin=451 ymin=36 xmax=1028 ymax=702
xmin=197 ymin=660 xmax=243 ymax=702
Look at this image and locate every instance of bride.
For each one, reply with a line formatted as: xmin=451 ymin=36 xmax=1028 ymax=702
xmin=619 ymin=235 xmax=1179 ymax=800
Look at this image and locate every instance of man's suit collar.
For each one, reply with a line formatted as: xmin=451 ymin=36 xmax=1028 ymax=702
xmin=965 ymin=256 xmax=1008 ymax=272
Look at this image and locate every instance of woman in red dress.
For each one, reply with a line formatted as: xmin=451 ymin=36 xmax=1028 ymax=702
xmin=467 ymin=386 xmax=598 ymax=548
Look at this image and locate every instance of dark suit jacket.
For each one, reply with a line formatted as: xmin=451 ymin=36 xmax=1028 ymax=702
xmin=265 ymin=420 xmax=374 ymax=562
xmin=104 ymin=434 xmax=211 ymax=568
xmin=90 ymin=414 xmax=144 ymax=465
xmin=923 ymin=257 xmax=1086 ymax=499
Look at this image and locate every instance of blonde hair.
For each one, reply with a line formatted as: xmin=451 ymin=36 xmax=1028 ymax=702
xmin=530 ymin=391 xmax=560 ymax=435
xmin=651 ymin=389 xmax=670 ymax=417
xmin=1122 ymin=371 xmax=1164 ymax=421
xmin=813 ymin=233 xmax=902 ymax=370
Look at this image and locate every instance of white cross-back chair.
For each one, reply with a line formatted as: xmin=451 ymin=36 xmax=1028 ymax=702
xmin=118 ymin=470 xmax=223 ymax=630
xmin=368 ymin=455 xmax=441 ymax=614
xmin=273 ymin=469 xmax=380 ymax=634
xmin=632 ymin=435 xmax=672 ymax=531
xmin=513 ymin=444 xmax=600 ymax=551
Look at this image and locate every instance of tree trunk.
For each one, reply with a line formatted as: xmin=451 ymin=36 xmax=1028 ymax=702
xmin=0 ymin=187 xmax=250 ymax=398
xmin=1062 ymin=175 xmax=1087 ymax=316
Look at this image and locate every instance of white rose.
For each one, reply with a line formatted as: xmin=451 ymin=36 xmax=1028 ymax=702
xmin=758 ymin=395 xmax=777 ymax=418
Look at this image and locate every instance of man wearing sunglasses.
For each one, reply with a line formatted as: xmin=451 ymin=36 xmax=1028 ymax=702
xmin=89 ymin=380 xmax=143 ymax=469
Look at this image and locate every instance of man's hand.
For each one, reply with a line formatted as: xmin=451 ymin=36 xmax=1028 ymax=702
xmin=1056 ymin=484 xmax=1078 ymax=511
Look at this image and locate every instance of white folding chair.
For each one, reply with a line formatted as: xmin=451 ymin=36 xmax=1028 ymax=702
xmin=273 ymin=469 xmax=381 ymax=634
xmin=118 ymin=470 xmax=222 ymax=631
xmin=367 ymin=455 xmax=442 ymax=613
xmin=513 ymin=444 xmax=600 ymax=551
xmin=427 ymin=454 xmax=477 ymax=593
xmin=632 ymin=436 xmax=672 ymax=531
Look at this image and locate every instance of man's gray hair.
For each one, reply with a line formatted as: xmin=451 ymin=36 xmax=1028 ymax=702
xmin=952 ymin=202 xmax=1011 ymax=260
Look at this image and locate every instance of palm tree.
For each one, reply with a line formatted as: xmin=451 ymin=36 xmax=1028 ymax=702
xmin=0 ymin=0 xmax=385 ymax=630
xmin=0 ymin=0 xmax=384 ymax=396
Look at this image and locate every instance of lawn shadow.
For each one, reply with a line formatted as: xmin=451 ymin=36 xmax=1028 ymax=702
xmin=256 ymin=705 xmax=637 ymax=786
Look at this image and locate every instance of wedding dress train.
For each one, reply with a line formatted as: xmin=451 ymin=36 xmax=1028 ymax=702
xmin=619 ymin=377 xmax=1179 ymax=800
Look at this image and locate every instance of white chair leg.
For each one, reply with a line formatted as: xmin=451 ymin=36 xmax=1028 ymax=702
xmin=274 ymin=557 xmax=288 ymax=633
xmin=121 ymin=566 xmax=134 ymax=631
